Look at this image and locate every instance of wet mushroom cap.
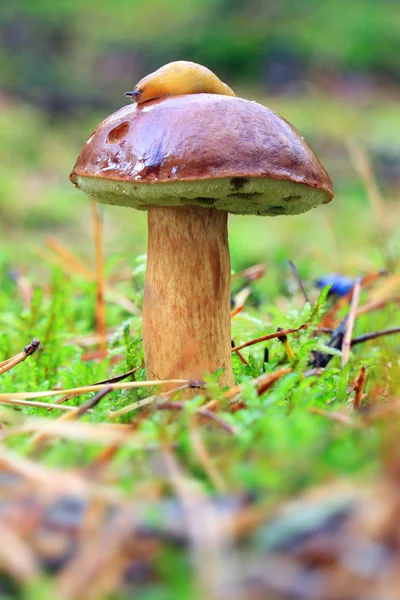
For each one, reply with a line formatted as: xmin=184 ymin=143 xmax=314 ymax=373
xmin=70 ymin=94 xmax=333 ymax=215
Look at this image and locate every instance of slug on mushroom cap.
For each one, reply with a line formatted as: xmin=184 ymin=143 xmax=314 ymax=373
xmin=125 ymin=60 xmax=236 ymax=105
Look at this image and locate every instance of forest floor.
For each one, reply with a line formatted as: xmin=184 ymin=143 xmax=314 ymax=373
xmin=0 ymin=93 xmax=399 ymax=599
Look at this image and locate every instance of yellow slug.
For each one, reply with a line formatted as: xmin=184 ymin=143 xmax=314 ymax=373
xmin=125 ymin=61 xmax=236 ymax=105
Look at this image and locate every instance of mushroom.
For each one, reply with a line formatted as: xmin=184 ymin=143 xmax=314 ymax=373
xmin=70 ymin=86 xmax=333 ymax=391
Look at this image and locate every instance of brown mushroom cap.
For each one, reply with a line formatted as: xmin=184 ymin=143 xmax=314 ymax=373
xmin=70 ymin=94 xmax=333 ymax=216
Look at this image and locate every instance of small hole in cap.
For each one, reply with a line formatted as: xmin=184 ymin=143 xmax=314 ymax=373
xmin=107 ymin=122 xmax=130 ymax=144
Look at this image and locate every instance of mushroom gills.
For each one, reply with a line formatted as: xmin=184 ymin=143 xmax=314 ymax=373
xmin=75 ymin=175 xmax=330 ymax=216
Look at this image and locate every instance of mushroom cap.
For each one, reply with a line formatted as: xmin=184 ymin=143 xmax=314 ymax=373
xmin=70 ymin=94 xmax=333 ymax=216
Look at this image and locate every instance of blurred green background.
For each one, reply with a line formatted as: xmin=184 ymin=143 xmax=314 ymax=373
xmin=1 ymin=6 xmax=400 ymax=596
xmin=1 ymin=0 xmax=399 ymax=277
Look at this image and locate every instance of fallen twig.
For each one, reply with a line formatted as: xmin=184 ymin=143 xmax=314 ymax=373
xmin=351 ymin=327 xmax=400 ymax=347
xmin=319 ymin=269 xmax=387 ymax=328
xmin=0 ymin=379 xmax=189 ymax=402
xmin=231 ymin=323 xmax=309 ymax=353
xmin=0 ymin=339 xmax=40 ymax=375
xmin=188 ymin=413 xmax=226 ymax=491
xmin=0 ymin=522 xmax=38 ymax=583
xmin=31 ymin=387 xmax=114 ymax=452
xmin=288 ymin=260 xmax=310 ymax=304
xmin=52 ymin=367 xmax=139 ymax=407
xmin=203 ymin=368 xmax=292 ymax=413
xmin=0 ymin=447 xmax=124 ymax=501
xmin=0 ymin=397 xmax=74 ymax=411
xmin=356 ymin=297 xmax=400 ymax=317
xmin=46 ymin=237 xmax=94 ymax=279
xmin=231 ymin=339 xmax=249 ymax=366
xmin=353 ymin=366 xmax=366 ymax=411
xmin=342 ymin=279 xmax=361 ymax=368
xmin=232 ymin=263 xmax=265 ymax=282
xmin=156 ymin=400 xmax=237 ymax=434
xmin=108 ymin=384 xmax=190 ymax=419
xmin=91 ymin=200 xmax=107 ymax=353
xmin=347 ymin=141 xmax=389 ymax=262
xmin=308 ymin=407 xmax=361 ymax=428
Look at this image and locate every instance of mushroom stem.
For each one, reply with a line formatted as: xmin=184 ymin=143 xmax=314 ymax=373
xmin=143 ymin=205 xmax=234 ymax=391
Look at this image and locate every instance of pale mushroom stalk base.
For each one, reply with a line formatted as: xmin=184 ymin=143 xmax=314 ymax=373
xmin=143 ymin=205 xmax=234 ymax=391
